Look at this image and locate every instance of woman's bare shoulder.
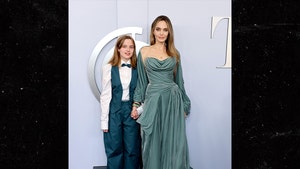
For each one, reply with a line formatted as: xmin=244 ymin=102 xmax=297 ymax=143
xmin=140 ymin=46 xmax=150 ymax=53
xmin=140 ymin=46 xmax=151 ymax=58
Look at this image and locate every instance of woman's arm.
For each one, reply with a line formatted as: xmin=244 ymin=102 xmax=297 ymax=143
xmin=133 ymin=49 xmax=149 ymax=103
xmin=175 ymin=59 xmax=191 ymax=115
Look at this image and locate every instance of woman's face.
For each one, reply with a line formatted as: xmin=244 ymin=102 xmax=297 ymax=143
xmin=153 ymin=21 xmax=169 ymax=43
xmin=118 ymin=39 xmax=134 ymax=61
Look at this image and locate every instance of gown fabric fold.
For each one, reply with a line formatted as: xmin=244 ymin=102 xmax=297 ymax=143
xmin=134 ymin=52 xmax=191 ymax=169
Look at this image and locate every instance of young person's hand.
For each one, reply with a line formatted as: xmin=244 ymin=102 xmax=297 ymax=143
xmin=131 ymin=109 xmax=139 ymax=119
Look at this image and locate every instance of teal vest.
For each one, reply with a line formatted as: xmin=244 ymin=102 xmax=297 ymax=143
xmin=109 ymin=66 xmax=137 ymax=113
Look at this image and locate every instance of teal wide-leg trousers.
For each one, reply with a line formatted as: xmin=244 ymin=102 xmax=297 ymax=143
xmin=104 ymin=101 xmax=141 ymax=169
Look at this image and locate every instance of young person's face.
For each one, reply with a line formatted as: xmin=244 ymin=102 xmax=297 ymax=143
xmin=153 ymin=21 xmax=169 ymax=43
xmin=118 ymin=39 xmax=134 ymax=61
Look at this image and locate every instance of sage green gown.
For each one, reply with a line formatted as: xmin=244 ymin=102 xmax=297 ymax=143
xmin=134 ymin=51 xmax=191 ymax=169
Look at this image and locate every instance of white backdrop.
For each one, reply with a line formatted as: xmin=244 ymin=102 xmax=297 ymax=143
xmin=69 ymin=0 xmax=231 ymax=169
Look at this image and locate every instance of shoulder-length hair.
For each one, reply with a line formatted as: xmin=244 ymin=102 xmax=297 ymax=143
xmin=108 ymin=35 xmax=137 ymax=68
xmin=150 ymin=15 xmax=180 ymax=63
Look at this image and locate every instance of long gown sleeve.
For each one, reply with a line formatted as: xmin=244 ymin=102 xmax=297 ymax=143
xmin=133 ymin=52 xmax=149 ymax=103
xmin=135 ymin=53 xmax=191 ymax=169
xmin=174 ymin=59 xmax=191 ymax=114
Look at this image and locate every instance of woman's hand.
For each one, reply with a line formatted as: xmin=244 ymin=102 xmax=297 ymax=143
xmin=131 ymin=108 xmax=139 ymax=120
xmin=103 ymin=129 xmax=108 ymax=133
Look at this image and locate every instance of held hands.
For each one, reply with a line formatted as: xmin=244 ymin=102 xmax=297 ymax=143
xmin=131 ymin=107 xmax=139 ymax=120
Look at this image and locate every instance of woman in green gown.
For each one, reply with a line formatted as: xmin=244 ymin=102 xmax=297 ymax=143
xmin=131 ymin=15 xmax=191 ymax=169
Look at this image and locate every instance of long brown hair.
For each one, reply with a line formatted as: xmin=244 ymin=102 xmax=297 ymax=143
xmin=150 ymin=15 xmax=180 ymax=63
xmin=108 ymin=35 xmax=137 ymax=68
